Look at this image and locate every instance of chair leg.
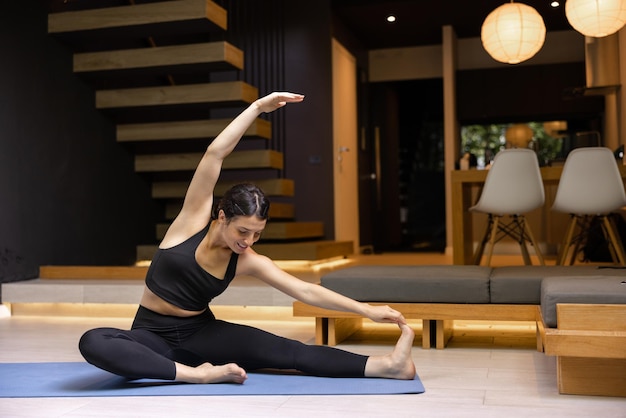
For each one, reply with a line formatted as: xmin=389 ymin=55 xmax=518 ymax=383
xmin=473 ymin=215 xmax=493 ymax=265
xmin=515 ymin=216 xmax=532 ymax=266
xmin=600 ymin=217 xmax=620 ymax=264
xmin=602 ymin=215 xmax=626 ymax=266
xmin=557 ymin=216 xmax=577 ymax=266
xmin=523 ymin=217 xmax=545 ymax=265
xmin=569 ymin=215 xmax=593 ymax=265
xmin=485 ymin=216 xmax=500 ymax=266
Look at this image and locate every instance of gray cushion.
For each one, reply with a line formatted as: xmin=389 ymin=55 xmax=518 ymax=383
xmin=540 ymin=275 xmax=626 ymax=328
xmin=320 ymin=265 xmax=492 ymax=303
xmin=490 ymin=266 xmax=626 ymax=304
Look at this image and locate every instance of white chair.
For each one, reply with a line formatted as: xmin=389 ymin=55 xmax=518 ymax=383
xmin=470 ymin=148 xmax=545 ymax=266
xmin=551 ymin=147 xmax=626 ymax=265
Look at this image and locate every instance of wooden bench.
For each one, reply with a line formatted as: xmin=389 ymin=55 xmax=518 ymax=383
xmin=294 ymin=266 xmax=626 ymax=353
xmin=537 ymin=303 xmax=626 ymax=397
xmin=292 ymin=301 xmax=538 ymax=349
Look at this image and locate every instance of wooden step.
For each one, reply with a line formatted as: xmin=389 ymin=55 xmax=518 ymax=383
xmin=135 ymin=245 xmax=156 ymax=262
xmin=261 ymin=222 xmax=325 ymax=240
xmin=117 ymin=118 xmax=271 ymax=142
xmin=135 ymin=150 xmax=283 ymax=172
xmin=39 ymin=265 xmax=147 ymax=280
xmin=254 ymin=240 xmax=354 ymax=260
xmin=137 ymin=240 xmax=353 ymax=261
xmin=156 ymin=222 xmax=324 ymax=241
xmin=164 ymin=201 xmax=295 ymax=220
xmin=96 ymin=81 xmax=258 ymax=109
xmin=48 ymin=0 xmax=227 ymax=35
xmin=152 ymin=179 xmax=294 ymax=198
xmin=74 ymin=42 xmax=244 ymax=77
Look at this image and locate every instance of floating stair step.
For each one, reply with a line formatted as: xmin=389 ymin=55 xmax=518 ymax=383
xmin=39 ymin=265 xmax=147 ymax=280
xmin=164 ymin=201 xmax=295 ymax=220
xmin=137 ymin=240 xmax=353 ymax=261
xmin=152 ymin=179 xmax=294 ymax=198
xmin=117 ymin=118 xmax=271 ymax=142
xmin=96 ymin=81 xmax=258 ymax=109
xmin=74 ymin=42 xmax=244 ymax=80
xmin=259 ymin=202 xmax=295 ymax=219
xmin=261 ymin=222 xmax=325 ymax=240
xmin=48 ymin=0 xmax=227 ymax=40
xmin=156 ymin=222 xmax=324 ymax=241
xmin=135 ymin=150 xmax=284 ymax=172
xmin=137 ymin=245 xmax=157 ymax=262
xmin=213 ymin=179 xmax=295 ymax=196
xmin=254 ymin=240 xmax=354 ymax=260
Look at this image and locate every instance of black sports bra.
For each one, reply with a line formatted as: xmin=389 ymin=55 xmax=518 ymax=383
xmin=145 ymin=226 xmax=239 ymax=311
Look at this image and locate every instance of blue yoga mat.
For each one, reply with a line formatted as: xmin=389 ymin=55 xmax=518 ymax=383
xmin=0 ymin=362 xmax=424 ymax=397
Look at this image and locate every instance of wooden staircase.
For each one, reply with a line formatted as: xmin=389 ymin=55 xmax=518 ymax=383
xmin=47 ymin=0 xmax=353 ymax=262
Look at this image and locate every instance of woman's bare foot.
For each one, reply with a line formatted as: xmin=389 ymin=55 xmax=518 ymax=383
xmin=175 ymin=362 xmax=248 ymax=384
xmin=364 ymin=322 xmax=416 ymax=380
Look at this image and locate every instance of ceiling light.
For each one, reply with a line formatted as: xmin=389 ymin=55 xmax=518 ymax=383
xmin=565 ymin=0 xmax=626 ymax=37
xmin=481 ymin=1 xmax=546 ymax=64
xmin=387 ymin=15 xmax=396 ymax=23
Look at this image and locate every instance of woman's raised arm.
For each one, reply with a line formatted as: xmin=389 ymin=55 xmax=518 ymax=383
xmin=161 ymin=92 xmax=304 ymax=248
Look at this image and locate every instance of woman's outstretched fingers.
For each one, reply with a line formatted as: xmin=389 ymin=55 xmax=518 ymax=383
xmin=367 ymin=304 xmax=406 ymax=324
xmin=256 ymin=92 xmax=304 ymax=113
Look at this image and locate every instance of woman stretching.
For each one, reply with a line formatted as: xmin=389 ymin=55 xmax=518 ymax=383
xmin=79 ymin=92 xmax=416 ymax=384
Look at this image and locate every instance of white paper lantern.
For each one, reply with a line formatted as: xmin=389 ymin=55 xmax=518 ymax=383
xmin=565 ymin=0 xmax=626 ymax=37
xmin=481 ymin=2 xmax=546 ymax=64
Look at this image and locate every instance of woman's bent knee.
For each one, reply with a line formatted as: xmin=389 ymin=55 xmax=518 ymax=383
xmin=78 ymin=327 xmax=116 ymax=362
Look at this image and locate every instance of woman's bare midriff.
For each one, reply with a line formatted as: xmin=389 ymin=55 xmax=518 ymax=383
xmin=139 ymin=286 xmax=207 ymax=317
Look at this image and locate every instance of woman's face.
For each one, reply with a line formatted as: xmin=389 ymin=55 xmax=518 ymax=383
xmin=221 ymin=212 xmax=267 ymax=253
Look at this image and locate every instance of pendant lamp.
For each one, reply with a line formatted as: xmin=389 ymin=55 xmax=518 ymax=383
xmin=481 ymin=1 xmax=546 ymax=64
xmin=565 ymin=0 xmax=626 ymax=37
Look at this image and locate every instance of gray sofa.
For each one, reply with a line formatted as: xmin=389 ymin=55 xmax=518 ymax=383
xmin=292 ymin=264 xmax=626 ymax=396
xmin=318 ymin=265 xmax=626 ymax=329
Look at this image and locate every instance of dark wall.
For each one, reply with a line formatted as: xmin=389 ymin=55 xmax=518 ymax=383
xmin=457 ymin=62 xmax=604 ymax=124
xmin=283 ymin=1 xmax=335 ymax=235
xmin=223 ymin=0 xmax=336 ymax=238
xmin=0 ymin=1 xmax=158 ymax=283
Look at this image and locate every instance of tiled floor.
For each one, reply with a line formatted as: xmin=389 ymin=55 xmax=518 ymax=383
xmin=1 ymin=253 xmax=625 ymax=417
xmin=2 ymin=311 xmax=625 ymax=417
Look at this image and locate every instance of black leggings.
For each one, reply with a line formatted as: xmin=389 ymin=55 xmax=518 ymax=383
xmin=79 ymin=306 xmax=368 ymax=380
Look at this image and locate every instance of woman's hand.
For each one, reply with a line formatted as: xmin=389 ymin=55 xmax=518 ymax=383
xmin=255 ymin=92 xmax=304 ymax=113
xmin=364 ymin=304 xmax=407 ymax=325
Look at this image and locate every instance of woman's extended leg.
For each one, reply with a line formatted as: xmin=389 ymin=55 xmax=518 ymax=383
xmin=177 ymin=319 xmax=416 ymax=379
xmin=179 ymin=319 xmax=368 ymax=377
